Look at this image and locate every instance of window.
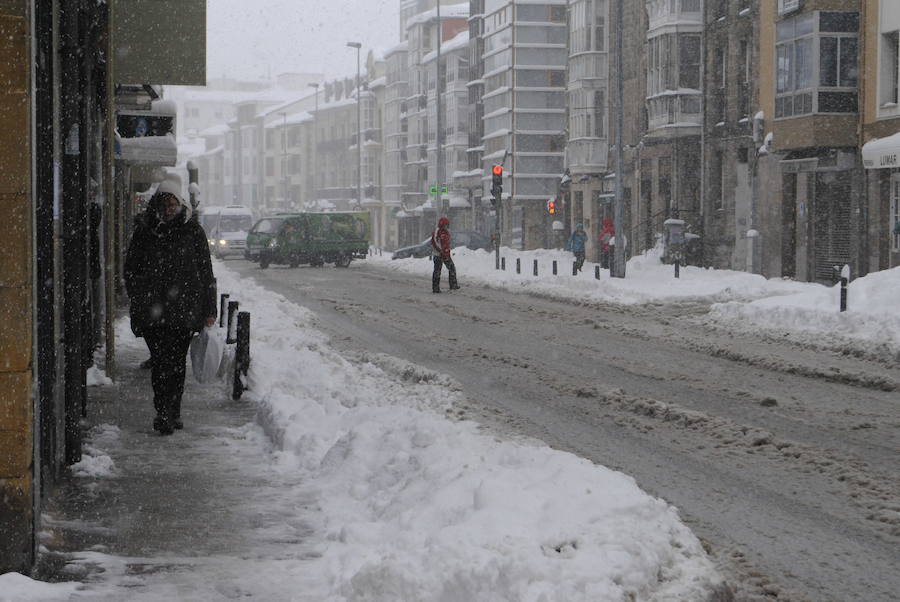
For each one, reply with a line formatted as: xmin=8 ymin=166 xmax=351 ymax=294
xmin=594 ymin=5 xmax=606 ymax=52
xmin=893 ymin=174 xmax=900 ymax=252
xmin=594 ymin=91 xmax=606 ymax=137
xmin=775 ymin=11 xmax=858 ymax=118
xmin=680 ymin=36 xmax=701 ymax=89
xmin=883 ymin=31 xmax=900 ymax=107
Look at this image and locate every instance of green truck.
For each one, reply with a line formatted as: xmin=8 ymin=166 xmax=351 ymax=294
xmin=256 ymin=212 xmax=370 ymax=269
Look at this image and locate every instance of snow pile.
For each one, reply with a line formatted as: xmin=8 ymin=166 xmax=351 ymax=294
xmin=86 ymin=364 xmax=113 ymax=387
xmin=377 ymin=245 xmax=900 ymax=352
xmin=69 ymin=424 xmax=120 ymax=478
xmin=0 ymin=572 xmax=80 ymax=601
xmin=708 ymin=265 xmax=900 ymax=352
xmin=376 ymin=244 xmax=809 ymax=306
xmin=215 ymin=265 xmax=724 ymax=600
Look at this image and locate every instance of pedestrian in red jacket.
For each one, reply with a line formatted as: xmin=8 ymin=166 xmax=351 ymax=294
xmin=598 ymin=218 xmax=615 ymax=269
xmin=431 ymin=217 xmax=459 ymax=293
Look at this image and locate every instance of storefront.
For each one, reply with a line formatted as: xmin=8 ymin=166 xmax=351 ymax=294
xmin=862 ymin=132 xmax=900 ymax=271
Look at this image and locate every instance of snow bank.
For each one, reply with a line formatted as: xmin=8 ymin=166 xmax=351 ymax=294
xmin=0 ymin=572 xmax=80 ymax=601
xmin=69 ymin=424 xmax=120 ymax=478
xmin=376 ymin=245 xmax=900 ymax=353
xmin=214 ymin=264 xmax=723 ymax=600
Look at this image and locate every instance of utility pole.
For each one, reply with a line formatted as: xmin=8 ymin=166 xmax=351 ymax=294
xmin=435 ymin=1 xmax=444 ymax=217
xmin=281 ymin=112 xmax=288 ymax=211
xmin=612 ymin=0 xmax=626 ymax=278
xmin=308 ymin=82 xmax=319 ymax=204
xmin=347 ymin=42 xmax=363 ymax=209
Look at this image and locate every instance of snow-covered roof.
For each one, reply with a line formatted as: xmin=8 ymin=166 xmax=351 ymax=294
xmin=199 ymin=123 xmax=231 ymax=137
xmin=422 ymin=31 xmax=470 ymax=63
xmin=264 ymin=112 xmax=313 ymax=128
xmin=406 ymin=3 xmax=469 ymax=28
xmin=385 ymin=40 xmax=409 ymax=56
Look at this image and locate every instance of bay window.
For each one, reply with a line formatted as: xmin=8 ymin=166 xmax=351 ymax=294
xmin=775 ymin=11 xmax=858 ymax=118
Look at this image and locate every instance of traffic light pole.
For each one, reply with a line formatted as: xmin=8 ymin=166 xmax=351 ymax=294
xmin=612 ymin=0 xmax=626 ymax=278
xmin=491 ymin=164 xmax=503 ymax=269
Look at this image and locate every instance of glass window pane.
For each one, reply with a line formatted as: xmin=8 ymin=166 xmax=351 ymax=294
xmin=820 ymin=37 xmax=838 ymax=87
xmin=820 ymin=11 xmax=859 ymax=33
xmin=795 ymin=38 xmax=814 ymax=89
xmin=818 ymin=91 xmax=858 ymax=112
xmin=795 ymin=13 xmax=815 ymax=36
xmin=840 ymin=37 xmax=858 ymax=87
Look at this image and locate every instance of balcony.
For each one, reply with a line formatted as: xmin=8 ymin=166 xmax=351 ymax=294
xmin=646 ymin=91 xmax=702 ymax=137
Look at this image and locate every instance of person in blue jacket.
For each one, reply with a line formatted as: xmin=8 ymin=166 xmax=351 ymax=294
xmin=565 ymin=223 xmax=588 ymax=272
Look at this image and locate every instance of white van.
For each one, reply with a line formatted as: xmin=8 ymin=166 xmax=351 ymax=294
xmin=208 ymin=205 xmax=254 ymax=259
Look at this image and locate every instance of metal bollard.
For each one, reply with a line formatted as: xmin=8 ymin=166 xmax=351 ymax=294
xmin=572 ymin=261 xmax=578 ymax=276
xmin=226 ymin=301 xmax=239 ymax=344
xmin=840 ymin=277 xmax=848 ymax=312
xmin=232 ymin=311 xmax=251 ymax=400
xmin=595 ymin=265 xmax=600 ymax=280
xmin=219 ymin=294 xmax=230 ymax=328
xmin=533 ymin=259 xmax=538 ymax=276
xmin=516 ymin=258 xmax=521 ymax=274
xmin=553 ymin=260 xmax=557 ymax=275
xmin=675 ymin=259 xmax=680 ymax=279
xmin=501 ymin=257 xmax=506 ymax=270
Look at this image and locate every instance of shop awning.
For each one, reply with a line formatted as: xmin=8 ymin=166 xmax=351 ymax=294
xmin=862 ymin=133 xmax=900 ymax=169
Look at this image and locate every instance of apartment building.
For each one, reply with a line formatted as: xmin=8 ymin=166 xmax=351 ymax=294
xmin=566 ymin=0 xmax=611 ymax=258
xmin=633 ymin=0 xmax=703 ymax=260
xmin=756 ymin=0 xmax=862 ymax=282
xmin=479 ymin=0 xmax=568 ymax=250
xmin=402 ymin=3 xmax=470 ymax=238
xmin=703 ymin=0 xmax=762 ymax=272
xmin=861 ymin=0 xmax=900 ymax=272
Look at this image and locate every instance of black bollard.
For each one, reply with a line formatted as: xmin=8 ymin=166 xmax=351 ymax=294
xmin=533 ymin=259 xmax=538 ymax=276
xmin=516 ymin=258 xmax=521 ymax=274
xmin=226 ymin=301 xmax=239 ymax=344
xmin=233 ymin=311 xmax=251 ymax=400
xmin=675 ymin=259 xmax=680 ymax=279
xmin=595 ymin=265 xmax=600 ymax=280
xmin=553 ymin=260 xmax=557 ymax=275
xmin=501 ymin=257 xmax=506 ymax=271
xmin=840 ymin=277 xmax=848 ymax=312
xmin=219 ymin=294 xmax=230 ymax=328
xmin=572 ymin=261 xmax=578 ymax=276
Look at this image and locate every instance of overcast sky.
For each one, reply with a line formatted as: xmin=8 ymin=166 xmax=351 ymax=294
xmin=207 ymin=0 xmax=400 ymax=82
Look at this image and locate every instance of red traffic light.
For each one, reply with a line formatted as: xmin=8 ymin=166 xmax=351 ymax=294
xmin=492 ymin=165 xmax=503 ymax=176
xmin=547 ymin=200 xmax=557 ymax=214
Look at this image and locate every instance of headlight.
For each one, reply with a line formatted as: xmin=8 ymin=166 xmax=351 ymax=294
xmin=268 ymin=239 xmax=277 ymax=248
xmin=208 ymin=239 xmax=215 ymax=246
xmin=219 ymin=239 xmax=227 ymax=246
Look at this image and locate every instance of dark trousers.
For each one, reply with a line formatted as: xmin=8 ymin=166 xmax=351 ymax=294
xmin=432 ymin=256 xmax=458 ymax=292
xmin=144 ymin=326 xmax=194 ymax=422
xmin=573 ymin=251 xmax=585 ymax=272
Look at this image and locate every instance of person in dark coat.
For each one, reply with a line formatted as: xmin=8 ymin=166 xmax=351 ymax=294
xmin=124 ymin=179 xmax=217 ymax=435
xmin=431 ymin=216 xmax=459 ymax=293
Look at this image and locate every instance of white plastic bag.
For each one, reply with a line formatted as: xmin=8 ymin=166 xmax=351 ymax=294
xmin=190 ymin=327 xmax=226 ymax=384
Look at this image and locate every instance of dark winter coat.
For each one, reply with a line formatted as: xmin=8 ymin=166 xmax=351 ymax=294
xmin=124 ymin=195 xmax=216 ymax=337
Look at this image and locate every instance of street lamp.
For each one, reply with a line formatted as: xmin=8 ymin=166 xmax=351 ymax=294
xmin=281 ymin=112 xmax=288 ymax=211
xmin=308 ymin=82 xmax=319 ymax=204
xmin=347 ymin=41 xmax=363 ymax=210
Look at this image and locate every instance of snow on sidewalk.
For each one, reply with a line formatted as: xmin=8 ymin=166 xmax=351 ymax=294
xmin=6 ymin=260 xmax=727 ymax=601
xmin=217 ymin=264 xmax=724 ymax=600
xmin=374 ymin=245 xmax=900 ymax=355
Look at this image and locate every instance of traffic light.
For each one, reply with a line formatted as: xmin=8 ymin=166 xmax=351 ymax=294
xmin=491 ymin=165 xmax=503 ymax=206
xmin=546 ymin=199 xmax=557 ymax=215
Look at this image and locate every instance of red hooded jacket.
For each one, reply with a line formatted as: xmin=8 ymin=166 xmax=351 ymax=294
xmin=431 ymin=217 xmax=452 ymax=259
xmin=598 ymin=218 xmax=615 ymax=252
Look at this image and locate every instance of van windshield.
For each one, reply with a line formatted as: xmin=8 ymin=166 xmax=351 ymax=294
xmin=218 ymin=215 xmax=253 ymax=232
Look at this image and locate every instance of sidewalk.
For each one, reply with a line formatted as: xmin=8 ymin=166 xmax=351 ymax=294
xmin=34 ymin=325 xmax=318 ymax=601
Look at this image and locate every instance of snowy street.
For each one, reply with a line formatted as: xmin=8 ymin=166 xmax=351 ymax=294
xmin=223 ymin=248 xmax=900 ymax=602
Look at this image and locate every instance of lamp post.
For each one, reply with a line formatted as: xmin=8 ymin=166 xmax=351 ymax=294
xmin=612 ymin=0 xmax=626 ymax=278
xmin=281 ymin=112 xmax=288 ymax=212
xmin=347 ymin=42 xmax=363 ymax=210
xmin=308 ymin=82 xmax=319 ymax=204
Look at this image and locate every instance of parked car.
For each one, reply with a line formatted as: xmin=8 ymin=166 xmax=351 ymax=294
xmin=391 ymin=230 xmax=492 ymax=260
xmin=259 ymin=212 xmax=370 ymax=269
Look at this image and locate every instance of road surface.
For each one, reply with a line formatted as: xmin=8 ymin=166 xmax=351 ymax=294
xmin=230 ymin=258 xmax=900 ymax=602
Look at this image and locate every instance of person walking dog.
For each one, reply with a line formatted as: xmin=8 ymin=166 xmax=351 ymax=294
xmin=125 ymin=179 xmax=217 ymax=435
xmin=431 ymin=217 xmax=459 ymax=293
